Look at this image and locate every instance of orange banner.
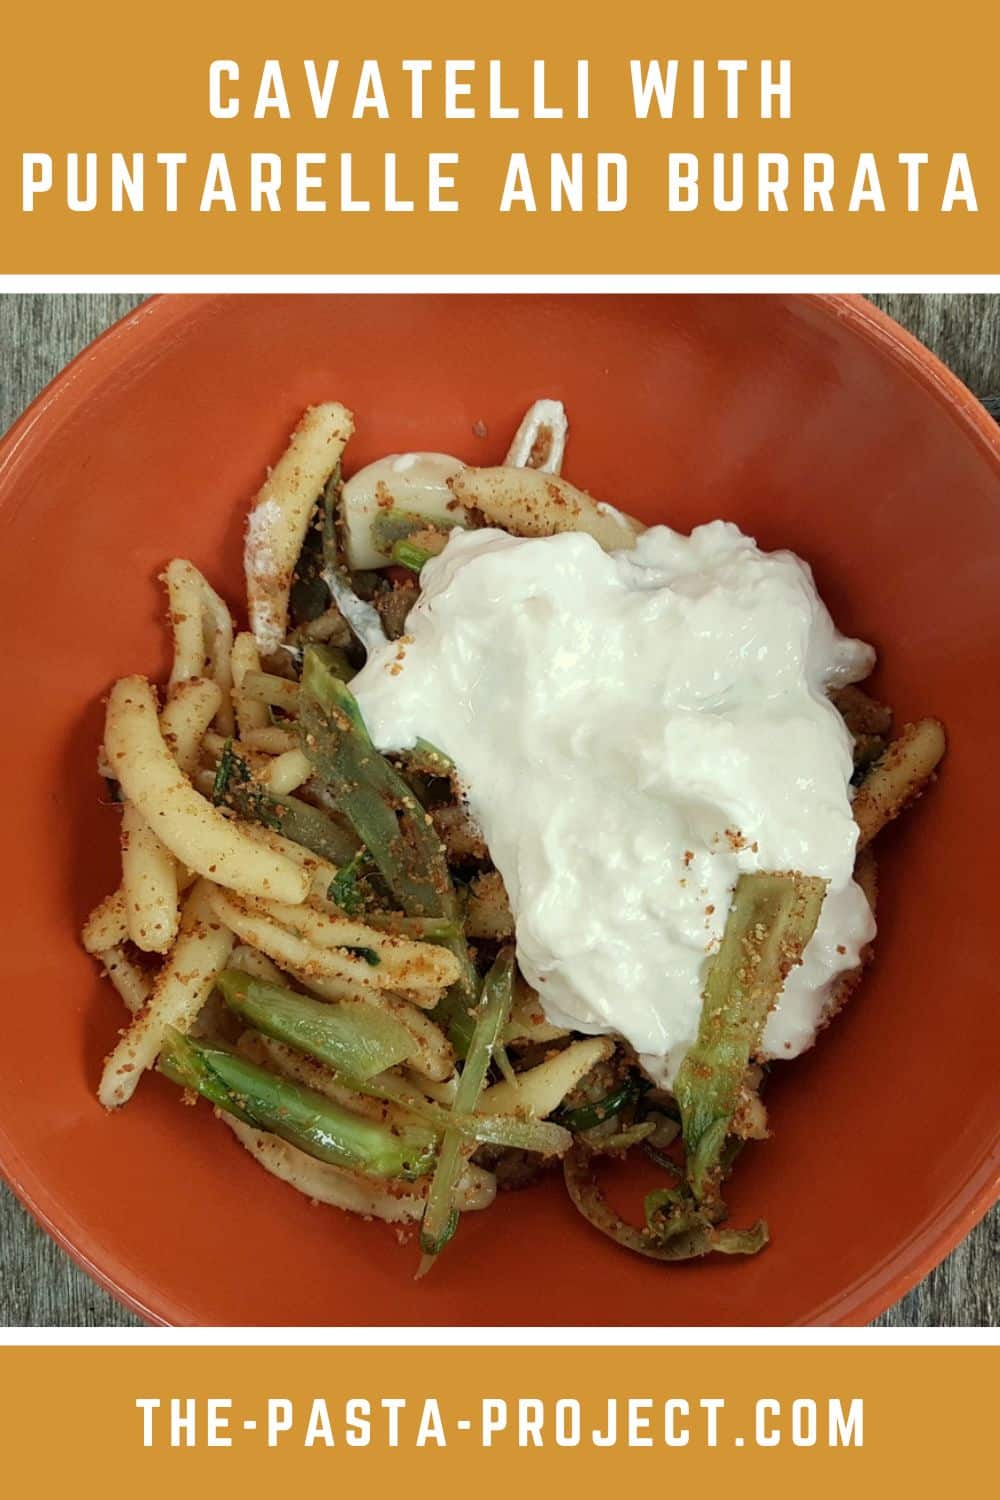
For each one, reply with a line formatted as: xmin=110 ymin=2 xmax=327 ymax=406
xmin=1 ymin=0 xmax=998 ymax=272
xmin=0 ymin=1345 xmax=992 ymax=1494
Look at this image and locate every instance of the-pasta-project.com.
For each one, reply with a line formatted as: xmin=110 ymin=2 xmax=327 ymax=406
xmin=133 ymin=1393 xmax=865 ymax=1450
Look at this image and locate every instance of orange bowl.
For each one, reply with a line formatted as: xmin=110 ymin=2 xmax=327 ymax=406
xmin=0 ymin=293 xmax=997 ymax=1327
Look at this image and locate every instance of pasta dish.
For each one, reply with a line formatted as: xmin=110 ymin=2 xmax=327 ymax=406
xmin=83 ymin=398 xmax=945 ymax=1272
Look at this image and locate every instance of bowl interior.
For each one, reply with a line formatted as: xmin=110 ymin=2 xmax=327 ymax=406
xmin=1 ymin=292 xmax=997 ymax=1326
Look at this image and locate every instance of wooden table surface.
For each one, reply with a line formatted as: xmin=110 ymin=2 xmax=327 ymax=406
xmin=0 ymin=292 xmax=996 ymax=1328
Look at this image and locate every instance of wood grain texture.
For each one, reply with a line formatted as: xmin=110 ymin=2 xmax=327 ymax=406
xmin=0 ymin=292 xmax=996 ymax=1328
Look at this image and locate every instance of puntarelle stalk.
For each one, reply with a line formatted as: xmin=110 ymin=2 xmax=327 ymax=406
xmin=675 ymin=871 xmax=827 ymax=1207
xmin=212 ymin=739 xmax=360 ymax=867
xmin=159 ymin=1029 xmax=435 ymax=1180
xmin=298 ymin=647 xmax=455 ymax=918
xmin=216 ymin=969 xmax=416 ymax=1081
xmin=245 ymin=1030 xmax=571 ymax=1156
xmin=419 ymin=947 xmax=515 ymax=1269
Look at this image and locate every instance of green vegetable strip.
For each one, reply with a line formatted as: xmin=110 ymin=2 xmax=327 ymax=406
xmin=327 ymin=1055 xmax=569 ymax=1156
xmin=365 ymin=914 xmax=462 ymax=941
xmin=407 ymin=739 xmax=455 ymax=777
xmin=557 ymin=1077 xmax=641 ymax=1133
xmin=593 ymin=1120 xmax=655 ymax=1154
xmin=419 ymin=947 xmax=515 ymax=1266
xmin=211 ymin=737 xmax=242 ymax=807
xmin=212 ymin=741 xmax=359 ymax=866
xmin=216 ymin=970 xmax=414 ymax=1081
xmin=492 ymin=1041 xmax=520 ymax=1089
xmin=327 ymin=849 xmax=368 ymax=913
xmin=431 ymin=934 xmax=482 ymax=1059
xmin=563 ymin=1147 xmax=767 ymax=1262
xmin=298 ymin=647 xmax=454 ymax=918
xmin=391 ymin=540 xmax=433 ymax=573
xmin=160 ymin=1026 xmax=254 ymax=1122
xmin=307 ymin=643 xmax=354 ymax=683
xmin=675 ymin=871 xmax=827 ymax=1205
xmin=427 ymin=886 xmax=482 ymax=1060
xmin=370 ymin=507 xmax=463 ymax=555
xmin=159 ymin=1029 xmax=435 ymax=1180
xmin=264 ymin=792 xmax=359 ymax=865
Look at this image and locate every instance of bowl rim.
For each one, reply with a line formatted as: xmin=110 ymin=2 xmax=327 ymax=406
xmin=0 ymin=290 xmax=998 ymax=1329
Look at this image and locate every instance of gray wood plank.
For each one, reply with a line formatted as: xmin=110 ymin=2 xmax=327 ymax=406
xmin=862 ymin=294 xmax=1000 ymax=1328
xmin=0 ymin=294 xmax=145 ymax=1329
xmin=0 ymin=292 xmax=995 ymax=1327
